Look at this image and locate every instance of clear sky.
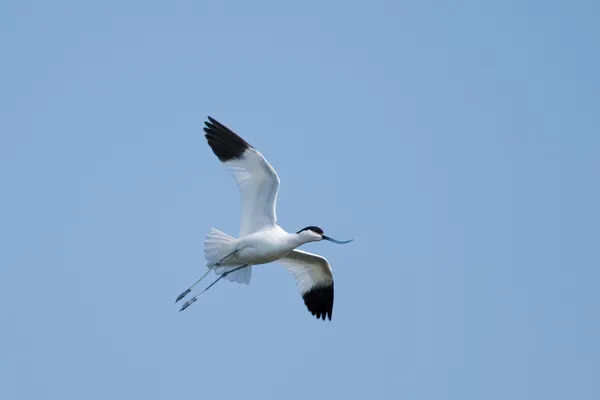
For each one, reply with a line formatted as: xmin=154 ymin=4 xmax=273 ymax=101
xmin=2 ymin=1 xmax=599 ymax=399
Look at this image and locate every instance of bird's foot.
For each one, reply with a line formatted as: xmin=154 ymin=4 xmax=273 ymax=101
xmin=175 ymin=288 xmax=191 ymax=303
xmin=179 ymin=297 xmax=197 ymax=312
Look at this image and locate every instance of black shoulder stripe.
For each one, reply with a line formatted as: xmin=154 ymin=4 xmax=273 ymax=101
xmin=302 ymin=284 xmax=334 ymax=321
xmin=203 ymin=117 xmax=252 ymax=162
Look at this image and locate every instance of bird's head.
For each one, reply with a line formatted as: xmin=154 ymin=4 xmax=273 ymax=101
xmin=296 ymin=226 xmax=353 ymax=244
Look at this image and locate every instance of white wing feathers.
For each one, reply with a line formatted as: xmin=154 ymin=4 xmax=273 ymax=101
xmin=227 ymin=149 xmax=280 ymax=237
xmin=278 ymin=249 xmax=335 ymax=321
xmin=204 ymin=117 xmax=280 ymax=236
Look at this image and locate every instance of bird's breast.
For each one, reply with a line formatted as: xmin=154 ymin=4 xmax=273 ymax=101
xmin=235 ymin=237 xmax=294 ymax=265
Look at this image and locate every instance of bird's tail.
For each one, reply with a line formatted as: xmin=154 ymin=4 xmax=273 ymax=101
xmin=204 ymin=228 xmax=251 ymax=284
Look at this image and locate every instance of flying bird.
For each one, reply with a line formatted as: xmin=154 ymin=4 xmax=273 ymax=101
xmin=175 ymin=117 xmax=353 ymax=320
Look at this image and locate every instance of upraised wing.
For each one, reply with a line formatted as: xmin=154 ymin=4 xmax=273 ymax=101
xmin=203 ymin=117 xmax=280 ymax=236
xmin=278 ymin=249 xmax=334 ymax=321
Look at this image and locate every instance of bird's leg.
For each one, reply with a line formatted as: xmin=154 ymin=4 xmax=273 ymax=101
xmin=174 ymin=249 xmax=239 ymax=303
xmin=179 ymin=265 xmax=249 ymax=312
xmin=214 ymin=248 xmax=239 ymax=267
xmin=174 ymin=269 xmax=212 ymax=303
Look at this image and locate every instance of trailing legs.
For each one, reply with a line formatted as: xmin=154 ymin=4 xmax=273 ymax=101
xmin=179 ymin=264 xmax=249 ymax=312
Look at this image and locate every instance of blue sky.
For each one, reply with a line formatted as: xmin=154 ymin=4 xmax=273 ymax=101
xmin=2 ymin=1 xmax=599 ymax=399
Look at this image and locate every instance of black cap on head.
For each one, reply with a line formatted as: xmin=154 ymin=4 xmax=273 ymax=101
xmin=296 ymin=226 xmax=353 ymax=244
xmin=296 ymin=226 xmax=324 ymax=235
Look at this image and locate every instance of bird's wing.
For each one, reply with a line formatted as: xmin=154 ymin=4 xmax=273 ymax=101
xmin=203 ymin=117 xmax=280 ymax=237
xmin=278 ymin=249 xmax=334 ymax=321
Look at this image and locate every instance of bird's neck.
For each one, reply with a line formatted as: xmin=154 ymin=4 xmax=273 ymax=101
xmin=287 ymin=232 xmax=313 ymax=248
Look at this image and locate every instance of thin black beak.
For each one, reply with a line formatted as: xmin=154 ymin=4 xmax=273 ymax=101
xmin=322 ymin=235 xmax=353 ymax=244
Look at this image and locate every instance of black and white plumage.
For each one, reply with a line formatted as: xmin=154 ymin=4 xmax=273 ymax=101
xmin=278 ymin=249 xmax=334 ymax=320
xmin=204 ymin=116 xmax=280 ymax=238
xmin=175 ymin=117 xmax=352 ymax=320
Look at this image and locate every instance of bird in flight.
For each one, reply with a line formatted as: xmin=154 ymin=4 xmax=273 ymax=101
xmin=175 ymin=117 xmax=353 ymax=320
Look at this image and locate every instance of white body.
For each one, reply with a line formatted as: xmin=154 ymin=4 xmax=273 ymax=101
xmin=178 ymin=117 xmax=344 ymax=320
xmin=202 ymin=125 xmax=328 ymax=285
xmin=205 ymin=225 xmax=323 ymax=280
xmin=225 ymin=227 xmax=303 ymax=266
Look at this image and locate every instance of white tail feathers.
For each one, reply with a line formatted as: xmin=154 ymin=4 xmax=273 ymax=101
xmin=204 ymin=228 xmax=252 ymax=285
xmin=214 ymin=264 xmax=251 ymax=284
xmin=204 ymin=228 xmax=236 ymax=265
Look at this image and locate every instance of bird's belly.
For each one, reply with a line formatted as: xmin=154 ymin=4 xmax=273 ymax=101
xmin=235 ymin=245 xmax=291 ymax=266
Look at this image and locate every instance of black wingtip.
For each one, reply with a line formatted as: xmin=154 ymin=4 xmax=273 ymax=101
xmin=302 ymin=284 xmax=334 ymax=321
xmin=203 ymin=117 xmax=251 ymax=162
